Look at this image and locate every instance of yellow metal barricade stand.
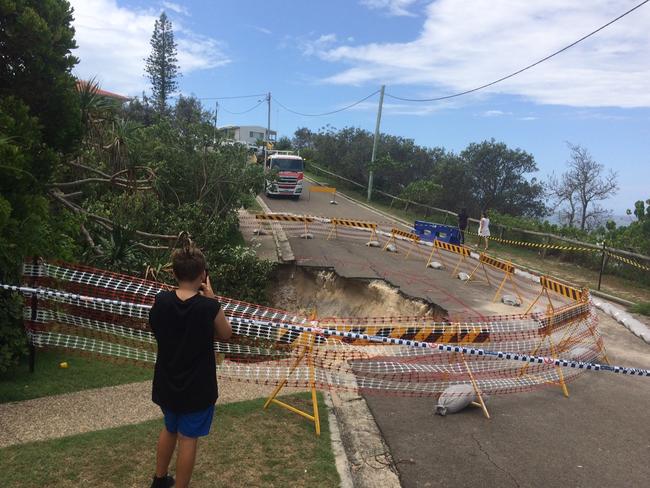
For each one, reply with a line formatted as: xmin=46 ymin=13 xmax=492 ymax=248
xmin=426 ymin=240 xmax=472 ymax=276
xmin=453 ymin=322 xmax=491 ymax=419
xmin=309 ymin=185 xmax=337 ymax=204
xmin=383 ymin=228 xmax=420 ymax=258
xmin=466 ymin=253 xmax=523 ymax=304
xmin=525 ymin=275 xmax=584 ymax=314
xmin=327 ymin=218 xmax=379 ymax=242
xmin=263 ymin=311 xmax=321 ymax=436
xmin=525 ymin=276 xmax=609 ymax=364
xmin=518 ymin=303 xmax=570 ymax=398
xmin=255 ymin=213 xmax=314 ymax=237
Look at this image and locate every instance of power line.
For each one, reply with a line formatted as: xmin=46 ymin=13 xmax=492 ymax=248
xmin=386 ymin=0 xmax=650 ymax=102
xmin=220 ymin=99 xmax=265 ymax=115
xmin=273 ymin=89 xmax=381 ymax=117
xmin=198 ymin=93 xmax=267 ymax=100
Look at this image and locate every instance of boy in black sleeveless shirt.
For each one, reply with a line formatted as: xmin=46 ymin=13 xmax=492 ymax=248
xmin=149 ymin=243 xmax=232 ymax=488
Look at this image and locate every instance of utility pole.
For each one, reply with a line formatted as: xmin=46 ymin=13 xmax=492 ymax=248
xmin=266 ymin=92 xmax=272 ymax=145
xmin=213 ymin=101 xmax=218 ymax=143
xmin=368 ymin=85 xmax=385 ymax=201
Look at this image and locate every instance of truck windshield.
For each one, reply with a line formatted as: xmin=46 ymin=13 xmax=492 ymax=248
xmin=270 ymin=158 xmax=303 ymax=171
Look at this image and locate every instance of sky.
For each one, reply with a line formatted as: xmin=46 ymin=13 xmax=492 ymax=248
xmin=69 ymin=0 xmax=650 ymax=214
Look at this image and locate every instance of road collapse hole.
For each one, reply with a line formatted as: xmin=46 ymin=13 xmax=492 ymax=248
xmin=269 ymin=265 xmax=447 ymax=320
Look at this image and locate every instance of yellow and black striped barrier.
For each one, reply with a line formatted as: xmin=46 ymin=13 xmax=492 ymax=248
xmin=608 ymin=253 xmax=650 ymax=272
xmin=479 ymin=254 xmax=516 ymax=275
xmin=426 ymin=240 xmax=473 ymax=276
xmin=467 ymin=253 xmax=523 ymax=304
xmin=524 ymin=276 xmax=588 ymax=315
xmin=465 ymin=230 xmax=599 ymax=253
xmin=255 ymin=213 xmax=314 ymax=223
xmin=255 ymin=213 xmax=315 ymax=235
xmin=327 ymin=218 xmax=379 ymax=241
xmin=309 ymin=186 xmax=336 ymax=194
xmin=435 ymin=240 xmax=472 ymax=257
xmin=333 ymin=323 xmax=490 ymax=345
xmin=308 ymin=185 xmax=337 ymax=204
xmin=540 ymin=276 xmax=586 ymax=302
xmin=383 ymin=228 xmax=420 ymax=258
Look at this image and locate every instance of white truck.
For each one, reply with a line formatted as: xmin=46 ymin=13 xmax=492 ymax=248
xmin=262 ymin=150 xmax=305 ymax=199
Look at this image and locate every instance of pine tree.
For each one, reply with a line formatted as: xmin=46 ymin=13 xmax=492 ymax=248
xmin=145 ymin=12 xmax=180 ymax=114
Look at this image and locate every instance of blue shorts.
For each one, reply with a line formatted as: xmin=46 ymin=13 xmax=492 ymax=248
xmin=161 ymin=405 xmax=215 ymax=438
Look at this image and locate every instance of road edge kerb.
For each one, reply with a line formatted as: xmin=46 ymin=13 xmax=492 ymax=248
xmin=255 ymin=196 xmax=295 ymax=262
xmin=328 ymin=390 xmax=402 ymax=488
xmin=323 ymin=393 xmax=354 ymax=488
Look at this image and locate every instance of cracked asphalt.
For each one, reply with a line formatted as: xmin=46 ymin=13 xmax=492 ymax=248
xmin=262 ymin=182 xmax=650 ymax=488
xmin=363 ymin=311 xmax=650 ymax=488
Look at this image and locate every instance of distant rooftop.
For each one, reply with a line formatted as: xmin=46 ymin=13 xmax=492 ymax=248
xmin=76 ymin=80 xmax=130 ymax=102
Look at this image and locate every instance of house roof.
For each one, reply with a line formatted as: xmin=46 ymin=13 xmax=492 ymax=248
xmin=76 ymin=80 xmax=130 ymax=102
xmin=218 ymin=125 xmax=276 ymax=133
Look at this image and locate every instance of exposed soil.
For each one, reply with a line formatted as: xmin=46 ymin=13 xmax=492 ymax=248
xmin=268 ymin=265 xmax=446 ymax=319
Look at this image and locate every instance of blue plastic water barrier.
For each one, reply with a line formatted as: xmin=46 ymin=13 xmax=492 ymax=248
xmin=413 ymin=221 xmax=461 ymax=245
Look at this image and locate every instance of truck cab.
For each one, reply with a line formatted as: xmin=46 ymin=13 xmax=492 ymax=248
xmin=264 ymin=150 xmax=304 ymax=199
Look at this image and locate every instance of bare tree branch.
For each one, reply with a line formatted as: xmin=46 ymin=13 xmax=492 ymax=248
xmin=548 ymin=143 xmax=618 ymax=230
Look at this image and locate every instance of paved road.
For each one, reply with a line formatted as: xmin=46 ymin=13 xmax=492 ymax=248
xmin=260 ymin=181 xmax=562 ymax=318
xmin=364 ymin=315 xmax=650 ymax=488
xmin=260 ymin=183 xmax=650 ymax=488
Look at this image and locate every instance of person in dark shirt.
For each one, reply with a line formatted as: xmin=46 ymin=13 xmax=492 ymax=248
xmin=149 ymin=241 xmax=232 ymax=488
xmin=457 ymin=208 xmax=469 ymax=245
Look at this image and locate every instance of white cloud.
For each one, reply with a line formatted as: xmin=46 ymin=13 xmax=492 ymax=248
xmin=70 ymin=0 xmax=229 ymax=96
xmin=253 ymin=26 xmax=272 ymax=35
xmin=360 ymin=0 xmax=418 ymax=17
xmin=320 ymin=1 xmax=650 ymax=108
xmin=299 ymin=33 xmax=339 ymax=56
xmin=519 ymin=116 xmax=539 ymax=121
xmin=162 ymin=1 xmax=189 ymax=16
xmin=479 ymin=110 xmax=511 ymax=117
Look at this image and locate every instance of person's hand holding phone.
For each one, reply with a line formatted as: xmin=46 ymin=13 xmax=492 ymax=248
xmin=200 ymin=274 xmax=215 ymax=299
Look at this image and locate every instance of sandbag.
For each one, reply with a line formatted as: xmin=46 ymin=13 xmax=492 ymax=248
xmin=366 ymin=240 xmax=381 ymax=247
xmin=300 ymin=233 xmax=314 ymax=239
xmin=427 ymin=261 xmax=444 ymax=270
xmin=458 ymin=272 xmax=470 ymax=281
xmin=435 ymin=384 xmax=477 ymax=416
xmin=567 ymin=345 xmax=594 ymax=361
xmin=502 ymin=294 xmax=522 ymax=307
xmin=385 ymin=243 xmax=398 ymax=253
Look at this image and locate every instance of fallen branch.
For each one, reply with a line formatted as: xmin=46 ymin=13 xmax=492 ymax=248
xmin=49 ymin=190 xmax=177 ymax=241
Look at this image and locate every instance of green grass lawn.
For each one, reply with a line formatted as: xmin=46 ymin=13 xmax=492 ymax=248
xmin=631 ymin=302 xmax=650 ymax=316
xmin=0 ymin=350 xmax=152 ymax=404
xmin=0 ymin=393 xmax=339 ymax=488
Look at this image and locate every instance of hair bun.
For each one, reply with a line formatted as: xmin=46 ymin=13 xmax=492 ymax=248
xmin=177 ymin=231 xmax=193 ymax=255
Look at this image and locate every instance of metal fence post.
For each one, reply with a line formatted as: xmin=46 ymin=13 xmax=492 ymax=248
xmin=597 ymin=242 xmax=607 ymax=291
xmin=542 ymin=236 xmax=550 ymax=258
xmin=28 ymin=256 xmax=38 ymax=373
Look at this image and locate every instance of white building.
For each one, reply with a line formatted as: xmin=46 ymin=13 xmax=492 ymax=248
xmin=219 ymin=125 xmax=277 ymax=145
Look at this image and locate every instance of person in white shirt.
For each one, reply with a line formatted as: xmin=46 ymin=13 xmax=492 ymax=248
xmin=478 ymin=211 xmax=490 ymax=250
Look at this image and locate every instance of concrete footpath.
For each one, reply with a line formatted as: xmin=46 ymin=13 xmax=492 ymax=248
xmin=0 ymin=381 xmax=306 ymax=448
